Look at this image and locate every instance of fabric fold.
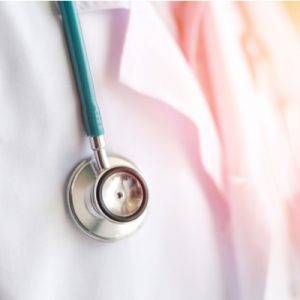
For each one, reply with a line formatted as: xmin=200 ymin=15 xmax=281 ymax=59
xmin=118 ymin=2 xmax=223 ymax=191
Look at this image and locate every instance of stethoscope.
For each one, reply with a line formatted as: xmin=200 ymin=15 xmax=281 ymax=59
xmin=58 ymin=2 xmax=149 ymax=242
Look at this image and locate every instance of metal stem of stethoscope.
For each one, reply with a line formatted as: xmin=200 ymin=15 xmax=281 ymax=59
xmin=58 ymin=1 xmax=149 ymax=241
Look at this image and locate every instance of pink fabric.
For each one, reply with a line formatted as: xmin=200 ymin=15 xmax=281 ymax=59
xmin=166 ymin=2 xmax=300 ymax=299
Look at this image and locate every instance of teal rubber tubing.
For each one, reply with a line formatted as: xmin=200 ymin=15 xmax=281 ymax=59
xmin=58 ymin=1 xmax=104 ymax=137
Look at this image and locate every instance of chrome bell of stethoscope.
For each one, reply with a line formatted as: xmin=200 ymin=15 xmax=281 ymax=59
xmin=58 ymin=2 xmax=149 ymax=242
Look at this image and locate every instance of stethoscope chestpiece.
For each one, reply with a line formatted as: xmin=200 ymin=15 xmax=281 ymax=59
xmin=67 ymin=156 xmax=149 ymax=242
xmin=94 ymin=166 xmax=148 ymax=223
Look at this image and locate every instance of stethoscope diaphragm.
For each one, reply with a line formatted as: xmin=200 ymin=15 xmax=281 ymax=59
xmin=95 ymin=166 xmax=148 ymax=222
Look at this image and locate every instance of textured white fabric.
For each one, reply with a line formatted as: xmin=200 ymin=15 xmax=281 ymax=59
xmin=0 ymin=2 xmax=225 ymax=300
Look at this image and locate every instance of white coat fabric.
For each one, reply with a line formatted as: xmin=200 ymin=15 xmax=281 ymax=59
xmin=1 ymin=2 xmax=299 ymax=300
xmin=0 ymin=2 xmax=225 ymax=300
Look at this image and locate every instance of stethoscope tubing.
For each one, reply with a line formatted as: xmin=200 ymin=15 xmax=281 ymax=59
xmin=58 ymin=1 xmax=104 ymax=137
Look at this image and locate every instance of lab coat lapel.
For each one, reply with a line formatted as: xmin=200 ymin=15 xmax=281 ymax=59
xmin=118 ymin=2 xmax=223 ymax=190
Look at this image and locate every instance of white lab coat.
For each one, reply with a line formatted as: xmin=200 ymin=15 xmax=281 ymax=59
xmin=0 ymin=2 xmax=226 ymax=300
xmin=2 ymin=2 xmax=300 ymax=299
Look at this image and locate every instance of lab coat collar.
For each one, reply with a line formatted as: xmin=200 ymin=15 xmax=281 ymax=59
xmin=77 ymin=1 xmax=130 ymax=13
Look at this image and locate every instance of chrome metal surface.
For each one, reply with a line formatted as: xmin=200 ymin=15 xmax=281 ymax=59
xmin=67 ymin=156 xmax=148 ymax=242
xmin=89 ymin=136 xmax=109 ymax=171
xmin=95 ymin=166 xmax=148 ymax=222
xmin=101 ymin=171 xmax=144 ymax=218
